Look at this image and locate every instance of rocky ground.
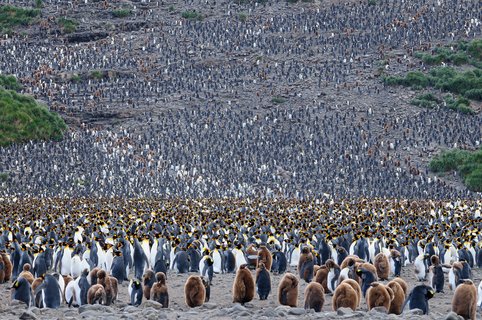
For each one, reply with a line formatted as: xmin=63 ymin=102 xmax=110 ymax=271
xmin=1 ymin=265 xmax=480 ymax=320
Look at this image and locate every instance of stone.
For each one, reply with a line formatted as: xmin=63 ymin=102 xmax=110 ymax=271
xmin=19 ymin=311 xmax=37 ymax=320
xmin=122 ymin=306 xmax=139 ymax=313
xmin=202 ymin=303 xmax=217 ymax=309
xmin=406 ymin=308 xmax=425 ymax=315
xmin=228 ymin=304 xmax=248 ymax=314
xmin=445 ymin=312 xmax=464 ymax=320
xmin=140 ymin=300 xmax=164 ymax=310
xmin=288 ymin=308 xmax=306 ymax=315
xmin=369 ymin=306 xmax=388 ymax=314
xmin=78 ymin=304 xmax=114 ymax=314
xmin=337 ymin=308 xmax=354 ymax=316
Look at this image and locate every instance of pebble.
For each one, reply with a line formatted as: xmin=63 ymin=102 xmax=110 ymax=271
xmin=444 ymin=312 xmax=464 ymax=320
xmin=202 ymin=303 xmax=218 ymax=310
xmin=19 ymin=311 xmax=37 ymax=320
xmin=78 ymin=305 xmax=115 ymax=314
xmin=140 ymin=300 xmax=164 ymax=310
xmin=288 ymin=307 xmax=306 ymax=315
xmin=122 ymin=306 xmax=139 ymax=313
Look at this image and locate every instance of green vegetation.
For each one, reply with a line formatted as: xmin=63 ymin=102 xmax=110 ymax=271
xmin=0 ymin=5 xmax=40 ymax=35
xmin=414 ymin=39 xmax=482 ymax=67
xmin=0 ymin=75 xmax=22 ymax=91
xmin=0 ymin=88 xmax=67 ymax=146
xmin=90 ymin=70 xmax=103 ymax=80
xmin=443 ymin=95 xmax=474 ymax=114
xmin=238 ymin=13 xmax=247 ymax=22
xmin=57 ymin=17 xmax=78 ymax=34
xmin=181 ymin=10 xmax=203 ymax=21
xmin=429 ymin=148 xmax=482 ymax=192
xmin=384 ymin=66 xmax=482 ymax=94
xmin=410 ymin=93 xmax=440 ymax=109
xmin=168 ymin=6 xmax=175 ymax=12
xmin=35 ymin=0 xmax=43 ymax=8
xmin=384 ymin=38 xmax=482 ymax=114
xmin=0 ymin=172 xmax=8 ymax=183
xmin=271 ymin=96 xmax=286 ymax=104
xmin=368 ymin=0 xmax=377 ymax=5
xmin=112 ymin=9 xmax=132 ymax=18
xmin=410 ymin=93 xmax=474 ymax=114
xmin=70 ymin=74 xmax=81 ymax=83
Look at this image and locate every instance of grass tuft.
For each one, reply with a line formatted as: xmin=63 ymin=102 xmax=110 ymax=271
xmin=0 ymin=87 xmax=67 ymax=146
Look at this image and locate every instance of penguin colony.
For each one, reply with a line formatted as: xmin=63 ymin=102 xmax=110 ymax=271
xmin=0 ymin=0 xmax=481 ymax=202
xmin=0 ymin=197 xmax=481 ymax=318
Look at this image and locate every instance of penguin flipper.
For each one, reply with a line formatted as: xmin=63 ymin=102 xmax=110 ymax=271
xmin=401 ymin=292 xmax=412 ymax=312
xmin=280 ymin=288 xmax=288 ymax=306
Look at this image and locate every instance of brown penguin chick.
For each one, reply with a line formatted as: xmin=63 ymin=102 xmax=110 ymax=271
xmin=450 ymin=262 xmax=464 ymax=290
xmin=184 ymin=275 xmax=206 ymax=308
xmin=304 ymin=282 xmax=325 ymax=312
xmin=257 ymin=245 xmax=272 ymax=271
xmin=297 ymin=247 xmax=313 ymax=274
xmin=109 ymin=276 xmax=119 ymax=302
xmin=87 ymin=284 xmax=107 ymax=305
xmin=314 ymin=266 xmax=329 ymax=292
xmin=143 ymin=269 xmax=155 ymax=300
xmin=374 ymin=253 xmax=390 ymax=280
xmin=246 ymin=244 xmax=258 ymax=268
xmin=358 ymin=262 xmax=377 ymax=275
xmin=340 ymin=279 xmax=362 ymax=308
xmin=390 ymin=277 xmax=408 ymax=296
xmin=340 ymin=255 xmax=364 ymax=270
xmin=366 ymin=282 xmax=394 ymax=312
xmin=452 ymin=279 xmax=477 ymax=320
xmin=232 ymin=264 xmax=255 ymax=304
xmin=18 ymin=264 xmax=34 ymax=284
xmin=386 ymin=280 xmax=405 ymax=315
xmin=1 ymin=252 xmax=12 ymax=282
xmin=88 ymin=267 xmax=100 ymax=285
xmin=97 ymin=270 xmax=117 ymax=306
xmin=431 ymin=255 xmax=440 ymax=266
xmin=313 ymin=265 xmax=322 ymax=276
xmin=332 ymin=282 xmax=358 ymax=311
xmin=150 ymin=272 xmax=169 ymax=308
xmin=0 ymin=255 xmax=4 ymax=283
xmin=31 ymin=277 xmax=43 ymax=292
xmin=278 ymin=273 xmax=299 ymax=307
xmin=63 ymin=275 xmax=73 ymax=287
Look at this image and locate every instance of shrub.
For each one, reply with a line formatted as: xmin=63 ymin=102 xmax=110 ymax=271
xmin=112 ymin=9 xmax=132 ymax=18
xmin=444 ymin=95 xmax=475 ymax=114
xmin=70 ymin=74 xmax=81 ymax=83
xmin=0 ymin=5 xmax=40 ymax=34
xmin=0 ymin=172 xmax=8 ymax=182
xmin=0 ymin=75 xmax=22 ymax=91
xmin=410 ymin=93 xmax=440 ymax=108
xmin=467 ymin=39 xmax=482 ymax=61
xmin=238 ymin=13 xmax=247 ymax=22
xmin=0 ymin=88 xmax=67 ymax=146
xmin=272 ymin=96 xmax=286 ymax=104
xmin=181 ymin=10 xmax=202 ymax=21
xmin=57 ymin=17 xmax=78 ymax=33
xmin=90 ymin=70 xmax=103 ymax=80
xmin=465 ymin=167 xmax=482 ymax=192
xmin=464 ymin=88 xmax=482 ymax=100
xmin=429 ymin=148 xmax=482 ymax=191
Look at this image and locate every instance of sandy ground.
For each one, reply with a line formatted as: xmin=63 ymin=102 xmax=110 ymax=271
xmin=0 ymin=263 xmax=480 ymax=320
